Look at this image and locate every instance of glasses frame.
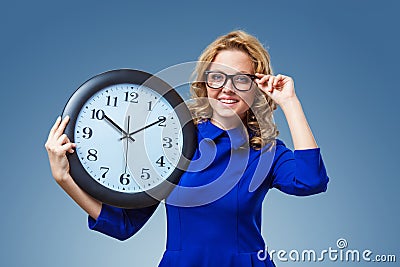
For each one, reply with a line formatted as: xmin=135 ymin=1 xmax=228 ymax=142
xmin=204 ymin=71 xmax=257 ymax=92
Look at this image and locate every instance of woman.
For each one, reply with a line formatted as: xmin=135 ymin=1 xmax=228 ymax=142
xmin=45 ymin=30 xmax=329 ymax=266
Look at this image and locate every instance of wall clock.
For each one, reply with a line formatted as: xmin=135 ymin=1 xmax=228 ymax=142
xmin=62 ymin=69 xmax=196 ymax=208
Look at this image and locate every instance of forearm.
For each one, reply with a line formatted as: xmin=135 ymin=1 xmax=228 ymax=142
xmin=58 ymin=174 xmax=102 ymax=220
xmin=280 ymin=97 xmax=318 ymax=150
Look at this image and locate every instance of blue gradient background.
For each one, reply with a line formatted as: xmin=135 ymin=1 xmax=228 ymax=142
xmin=1 ymin=0 xmax=398 ymax=266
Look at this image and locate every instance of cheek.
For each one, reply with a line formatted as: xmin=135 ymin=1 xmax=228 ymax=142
xmin=239 ymin=92 xmax=256 ymax=108
xmin=206 ymin=88 xmax=218 ymax=99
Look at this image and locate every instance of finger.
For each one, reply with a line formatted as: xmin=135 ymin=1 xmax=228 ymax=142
xmin=255 ymin=74 xmax=271 ymax=88
xmin=263 ymin=89 xmax=272 ymax=98
xmin=273 ymin=74 xmax=283 ymax=87
xmin=61 ymin=142 xmax=76 ymax=154
xmin=48 ymin=116 xmax=62 ymax=139
xmin=278 ymin=75 xmax=292 ymax=89
xmin=267 ymin=76 xmax=274 ymax=92
xmin=58 ymin=134 xmax=76 ymax=149
xmin=283 ymin=75 xmax=292 ymax=85
xmin=255 ymin=73 xmax=269 ymax=80
xmin=65 ymin=135 xmax=76 ymax=149
xmin=261 ymin=74 xmax=271 ymax=83
xmin=57 ymin=134 xmax=70 ymax=145
xmin=54 ymin=116 xmax=70 ymax=138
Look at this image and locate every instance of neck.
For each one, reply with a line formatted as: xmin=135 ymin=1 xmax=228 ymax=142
xmin=210 ymin=116 xmax=245 ymax=130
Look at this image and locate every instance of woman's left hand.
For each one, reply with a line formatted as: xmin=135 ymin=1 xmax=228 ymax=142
xmin=255 ymin=73 xmax=298 ymax=106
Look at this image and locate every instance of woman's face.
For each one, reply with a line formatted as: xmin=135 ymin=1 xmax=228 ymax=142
xmin=206 ymin=49 xmax=256 ymax=125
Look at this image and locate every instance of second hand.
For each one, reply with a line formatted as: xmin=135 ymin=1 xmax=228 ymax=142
xmin=124 ymin=116 xmax=130 ymax=174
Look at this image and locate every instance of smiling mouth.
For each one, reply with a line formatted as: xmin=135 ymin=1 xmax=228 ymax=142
xmin=219 ymin=99 xmax=239 ymax=104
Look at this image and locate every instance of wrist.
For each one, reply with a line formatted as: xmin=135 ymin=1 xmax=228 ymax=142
xmin=279 ymin=96 xmax=301 ymax=112
xmin=56 ymin=172 xmax=74 ymax=187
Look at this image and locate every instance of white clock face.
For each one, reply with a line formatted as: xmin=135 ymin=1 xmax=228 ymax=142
xmin=74 ymin=83 xmax=183 ymax=193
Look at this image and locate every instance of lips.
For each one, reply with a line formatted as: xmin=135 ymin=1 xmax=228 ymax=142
xmin=218 ymin=97 xmax=239 ymax=104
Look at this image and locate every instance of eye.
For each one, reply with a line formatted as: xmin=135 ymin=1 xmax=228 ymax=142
xmin=209 ymin=73 xmax=224 ymax=81
xmin=234 ymin=75 xmax=251 ymax=84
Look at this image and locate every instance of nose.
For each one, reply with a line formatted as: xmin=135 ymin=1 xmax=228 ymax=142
xmin=221 ymin=77 xmax=235 ymax=93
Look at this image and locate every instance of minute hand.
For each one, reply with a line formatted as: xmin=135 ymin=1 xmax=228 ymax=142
xmin=120 ymin=117 xmax=166 ymax=140
xmin=104 ymin=114 xmax=135 ymax=142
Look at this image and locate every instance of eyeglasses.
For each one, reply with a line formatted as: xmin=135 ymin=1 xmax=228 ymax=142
xmin=205 ymin=71 xmax=256 ymax=92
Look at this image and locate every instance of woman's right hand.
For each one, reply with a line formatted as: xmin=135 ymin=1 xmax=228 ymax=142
xmin=45 ymin=115 xmax=102 ymax=219
xmin=45 ymin=116 xmax=76 ymax=184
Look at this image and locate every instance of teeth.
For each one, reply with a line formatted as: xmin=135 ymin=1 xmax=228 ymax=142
xmin=219 ymin=99 xmax=238 ymax=104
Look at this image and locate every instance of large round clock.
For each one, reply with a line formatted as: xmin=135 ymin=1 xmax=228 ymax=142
xmin=62 ymin=69 xmax=196 ymax=208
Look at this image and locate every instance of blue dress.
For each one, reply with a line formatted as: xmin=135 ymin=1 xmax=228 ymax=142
xmin=88 ymin=120 xmax=329 ymax=266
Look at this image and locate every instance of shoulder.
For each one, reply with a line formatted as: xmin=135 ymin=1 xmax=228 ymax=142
xmin=275 ymin=138 xmax=286 ymax=147
xmin=256 ymin=138 xmax=293 ymax=165
xmin=259 ymin=138 xmax=290 ymax=153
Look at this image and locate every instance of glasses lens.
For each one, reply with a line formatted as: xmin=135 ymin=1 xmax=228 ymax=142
xmin=206 ymin=72 xmax=253 ymax=91
xmin=233 ymin=75 xmax=252 ymax=91
xmin=207 ymin=72 xmax=226 ymax=89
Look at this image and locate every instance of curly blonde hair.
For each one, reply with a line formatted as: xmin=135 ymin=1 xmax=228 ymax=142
xmin=189 ymin=30 xmax=279 ymax=150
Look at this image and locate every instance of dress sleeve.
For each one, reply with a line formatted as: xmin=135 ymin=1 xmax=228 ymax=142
xmin=269 ymin=139 xmax=329 ymax=196
xmin=88 ymin=202 xmax=159 ymax=241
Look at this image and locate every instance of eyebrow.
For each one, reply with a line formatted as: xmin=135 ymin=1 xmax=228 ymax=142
xmin=207 ymin=69 xmax=253 ymax=75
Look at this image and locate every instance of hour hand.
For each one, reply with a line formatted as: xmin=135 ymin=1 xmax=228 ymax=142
xmin=104 ymin=114 xmax=135 ymax=142
xmin=120 ymin=116 xmax=166 ymax=141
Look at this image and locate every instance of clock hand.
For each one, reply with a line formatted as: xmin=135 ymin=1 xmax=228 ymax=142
xmin=119 ymin=116 xmax=166 ymax=141
xmin=104 ymin=114 xmax=135 ymax=142
xmin=124 ymin=115 xmax=130 ymax=174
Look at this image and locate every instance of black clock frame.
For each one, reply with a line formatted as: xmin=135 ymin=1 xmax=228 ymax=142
xmin=62 ymin=69 xmax=197 ymax=209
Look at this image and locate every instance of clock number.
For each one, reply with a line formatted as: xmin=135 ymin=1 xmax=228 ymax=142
xmin=156 ymin=156 xmax=166 ymax=167
xmin=100 ymin=167 xmax=109 ymax=178
xmin=87 ymin=149 xmax=98 ymax=161
xmin=163 ymin=137 xmax=173 ymax=148
xmin=147 ymin=101 xmax=152 ymax=111
xmin=106 ymin=96 xmax=118 ymax=107
xmin=91 ymin=109 xmax=105 ymax=120
xmin=124 ymin=91 xmax=139 ymax=103
xmin=82 ymin=127 xmax=93 ymax=139
xmin=120 ymin=173 xmax=130 ymax=185
xmin=158 ymin=116 xmax=166 ymax=127
xmin=141 ymin=168 xmax=150 ymax=180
